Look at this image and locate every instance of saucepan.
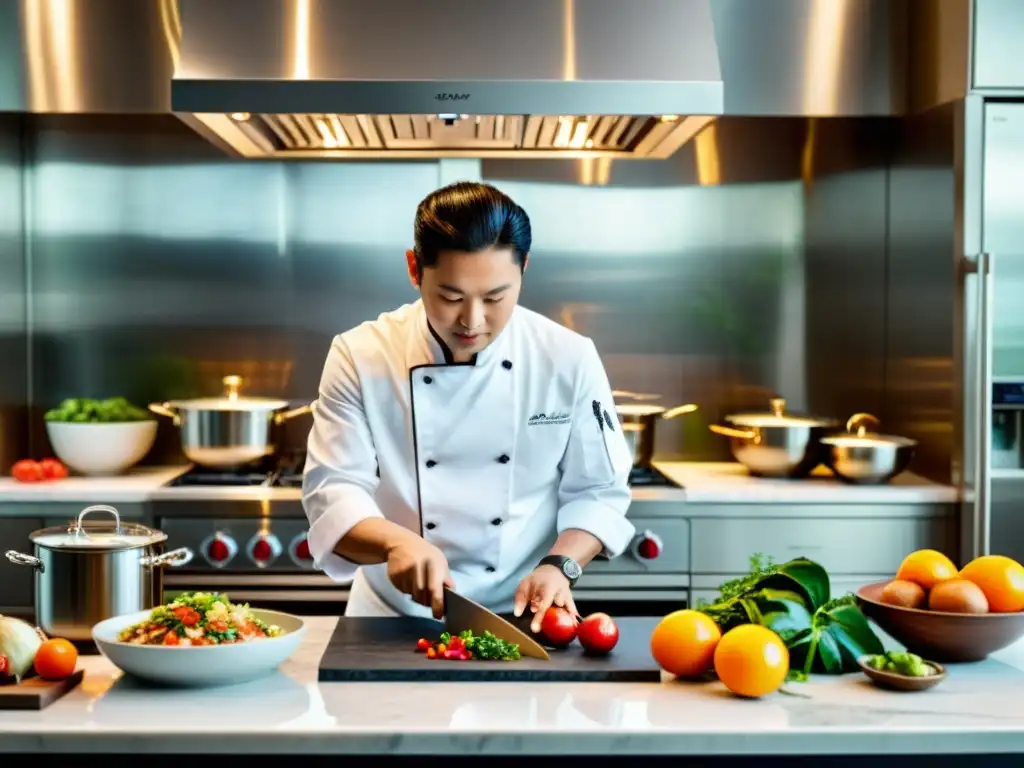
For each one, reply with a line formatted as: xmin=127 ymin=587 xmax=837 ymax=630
xmin=708 ymin=397 xmax=840 ymax=478
xmin=613 ymin=390 xmax=699 ymax=467
xmin=820 ymin=412 xmax=917 ymax=484
xmin=149 ymin=375 xmax=312 ymax=469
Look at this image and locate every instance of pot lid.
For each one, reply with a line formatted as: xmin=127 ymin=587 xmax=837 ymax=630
xmin=164 ymin=375 xmax=290 ymax=411
xmin=30 ymin=505 xmax=166 ymax=551
xmin=726 ymin=397 xmax=838 ymax=428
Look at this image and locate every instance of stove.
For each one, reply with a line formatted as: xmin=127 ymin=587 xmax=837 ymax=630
xmin=167 ymin=451 xmax=305 ymax=488
xmin=627 ymin=465 xmax=679 ymax=487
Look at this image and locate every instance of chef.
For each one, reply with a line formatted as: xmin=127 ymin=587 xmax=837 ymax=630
xmin=301 ymin=180 xmax=635 ymax=631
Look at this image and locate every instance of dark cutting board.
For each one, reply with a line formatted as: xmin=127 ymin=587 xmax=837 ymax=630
xmin=318 ymin=616 xmax=663 ymax=682
xmin=0 ymin=669 xmax=85 ymax=710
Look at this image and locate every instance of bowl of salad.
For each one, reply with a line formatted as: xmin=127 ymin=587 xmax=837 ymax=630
xmin=44 ymin=397 xmax=157 ymax=476
xmin=92 ymin=592 xmax=306 ymax=687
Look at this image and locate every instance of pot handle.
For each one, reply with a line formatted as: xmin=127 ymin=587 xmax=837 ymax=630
xmin=274 ymin=403 xmax=313 ymax=424
xmin=140 ymin=547 xmax=194 ymax=569
xmin=662 ymin=403 xmax=699 ymax=420
xmin=846 ymin=412 xmax=880 ymax=437
xmin=5 ymin=550 xmax=44 ymax=572
xmin=149 ymin=402 xmax=180 ymax=426
xmin=709 ymin=424 xmax=756 ymax=440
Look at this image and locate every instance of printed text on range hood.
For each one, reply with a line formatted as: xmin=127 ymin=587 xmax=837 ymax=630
xmin=171 ymin=0 xmax=724 ymax=160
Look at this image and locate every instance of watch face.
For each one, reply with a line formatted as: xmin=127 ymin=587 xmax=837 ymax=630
xmin=563 ymin=559 xmax=582 ymax=580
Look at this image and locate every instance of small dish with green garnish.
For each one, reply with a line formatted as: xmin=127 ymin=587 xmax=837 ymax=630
xmin=857 ymin=651 xmax=947 ymax=692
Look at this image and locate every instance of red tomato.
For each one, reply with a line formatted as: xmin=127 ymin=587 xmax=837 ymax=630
xmin=39 ymin=458 xmax=68 ymax=480
xmin=578 ymin=612 xmax=619 ymax=655
xmin=540 ymin=606 xmax=579 ymax=648
xmin=11 ymin=459 xmax=43 ymax=483
xmin=34 ymin=638 xmax=78 ymax=681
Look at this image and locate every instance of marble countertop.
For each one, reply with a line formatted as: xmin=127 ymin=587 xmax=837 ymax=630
xmin=0 ymin=461 xmax=958 ymax=507
xmin=0 ymin=616 xmax=1021 ymax=756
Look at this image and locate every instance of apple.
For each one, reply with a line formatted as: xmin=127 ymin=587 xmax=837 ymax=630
xmin=578 ymin=612 xmax=619 ymax=655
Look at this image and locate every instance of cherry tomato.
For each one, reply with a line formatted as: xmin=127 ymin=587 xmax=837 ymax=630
xmin=34 ymin=638 xmax=78 ymax=680
xmin=416 ymin=638 xmax=430 ymax=652
xmin=163 ymin=630 xmax=180 ymax=646
xmin=39 ymin=458 xmax=68 ymax=480
xmin=578 ymin=612 xmax=619 ymax=655
xmin=11 ymin=459 xmax=43 ymax=483
xmin=539 ymin=606 xmax=579 ymax=648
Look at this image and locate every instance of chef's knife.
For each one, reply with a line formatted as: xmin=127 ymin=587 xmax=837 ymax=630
xmin=443 ymin=586 xmax=550 ymax=660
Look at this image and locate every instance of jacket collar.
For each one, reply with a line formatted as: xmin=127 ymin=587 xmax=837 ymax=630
xmin=415 ymin=300 xmax=515 ymax=368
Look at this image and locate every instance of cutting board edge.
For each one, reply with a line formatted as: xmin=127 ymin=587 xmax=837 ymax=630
xmin=317 ymin=668 xmax=662 ymax=683
xmin=0 ymin=669 xmax=86 ymax=710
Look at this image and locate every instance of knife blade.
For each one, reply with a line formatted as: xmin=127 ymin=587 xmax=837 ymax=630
xmin=443 ymin=586 xmax=550 ymax=660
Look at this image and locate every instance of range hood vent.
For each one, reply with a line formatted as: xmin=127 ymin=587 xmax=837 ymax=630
xmin=171 ymin=0 xmax=723 ymax=160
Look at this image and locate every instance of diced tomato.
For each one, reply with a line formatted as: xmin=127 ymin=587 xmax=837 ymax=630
xmin=173 ymin=606 xmax=200 ymax=626
xmin=11 ymin=459 xmax=43 ymax=483
xmin=39 ymin=458 xmax=68 ymax=480
xmin=448 ymin=636 xmax=464 ymax=651
xmin=163 ymin=630 xmax=180 ymax=646
xmin=0 ymin=654 xmax=8 ymax=676
xmin=426 ymin=647 xmax=437 ymax=659
xmin=436 ymin=643 xmax=447 ymax=654
xmin=416 ymin=638 xmax=430 ymax=652
xmin=209 ymin=620 xmax=228 ymax=633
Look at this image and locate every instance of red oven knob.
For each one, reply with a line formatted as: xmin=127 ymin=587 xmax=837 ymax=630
xmin=295 ymin=538 xmax=311 ymax=560
xmin=289 ymin=533 xmax=315 ymax=568
xmin=635 ymin=531 xmax=663 ymax=560
xmin=247 ymin=533 xmax=282 ymax=567
xmin=202 ymin=533 xmax=237 ymax=567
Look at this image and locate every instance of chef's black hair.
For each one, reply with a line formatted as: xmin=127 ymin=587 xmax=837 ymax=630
xmin=413 ymin=181 xmax=531 ymax=275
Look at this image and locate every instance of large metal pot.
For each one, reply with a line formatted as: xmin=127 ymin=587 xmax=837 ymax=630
xmin=614 ymin=391 xmax=699 ymax=467
xmin=820 ymin=412 xmax=918 ymax=485
xmin=4 ymin=505 xmax=193 ymax=640
xmin=709 ymin=397 xmax=839 ymax=478
xmin=149 ymin=375 xmax=312 ymax=468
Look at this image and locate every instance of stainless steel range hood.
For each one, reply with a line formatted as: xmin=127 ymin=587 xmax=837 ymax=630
xmin=171 ymin=0 xmax=724 ymax=160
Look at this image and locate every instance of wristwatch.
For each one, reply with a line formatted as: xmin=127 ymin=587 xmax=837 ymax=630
xmin=538 ymin=555 xmax=583 ymax=587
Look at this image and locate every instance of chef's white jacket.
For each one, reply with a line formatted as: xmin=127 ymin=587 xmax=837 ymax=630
xmin=302 ymin=299 xmax=635 ymax=617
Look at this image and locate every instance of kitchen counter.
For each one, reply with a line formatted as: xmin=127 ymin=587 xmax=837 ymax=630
xmin=0 ymin=462 xmax=958 ymax=508
xmin=0 ymin=615 xmax=1022 ymax=756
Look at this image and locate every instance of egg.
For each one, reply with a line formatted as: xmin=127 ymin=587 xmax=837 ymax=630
xmin=880 ymin=579 xmax=927 ymax=609
xmin=928 ymin=578 xmax=989 ymax=614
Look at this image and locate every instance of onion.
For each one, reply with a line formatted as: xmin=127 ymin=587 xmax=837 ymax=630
xmin=0 ymin=614 xmax=45 ymax=683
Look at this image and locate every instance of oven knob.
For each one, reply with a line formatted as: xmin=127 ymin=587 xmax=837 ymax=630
xmin=203 ymin=533 xmax=237 ymax=567
xmin=635 ymin=531 xmax=663 ymax=560
xmin=247 ymin=533 xmax=282 ymax=568
xmin=289 ymin=533 xmax=314 ymax=567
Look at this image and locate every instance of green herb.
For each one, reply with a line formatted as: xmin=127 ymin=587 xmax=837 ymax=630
xmin=440 ymin=630 xmax=521 ymax=661
xmin=45 ymin=396 xmax=152 ymax=423
xmin=697 ymin=554 xmax=884 ymax=677
xmin=865 ymin=651 xmax=935 ymax=677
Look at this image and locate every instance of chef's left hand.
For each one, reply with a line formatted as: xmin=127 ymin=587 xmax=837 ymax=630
xmin=513 ymin=565 xmax=579 ymax=633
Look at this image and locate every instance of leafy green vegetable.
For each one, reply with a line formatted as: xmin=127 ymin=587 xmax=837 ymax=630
xmin=440 ymin=630 xmax=521 ymax=661
xmin=45 ymin=396 xmax=152 ymax=423
xmin=697 ymin=554 xmax=884 ymax=677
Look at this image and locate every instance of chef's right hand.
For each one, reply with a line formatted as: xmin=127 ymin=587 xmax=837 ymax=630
xmin=386 ymin=537 xmax=454 ymax=618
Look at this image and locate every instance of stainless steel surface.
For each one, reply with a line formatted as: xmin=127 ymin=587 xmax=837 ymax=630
xmin=443 ymin=586 xmax=550 ymax=660
xmin=4 ymin=507 xmax=193 ymax=640
xmin=709 ymin=397 xmax=839 ymax=478
xmin=149 ymin=375 xmax=312 ymax=468
xmin=905 ymin=0 xmax=970 ymax=113
xmin=0 ymin=115 xmax=27 ymax=474
xmin=971 ymin=0 xmax=1024 ymax=92
xmin=616 ymin=400 xmax=699 ymax=467
xmin=821 ymin=413 xmax=918 ymax=485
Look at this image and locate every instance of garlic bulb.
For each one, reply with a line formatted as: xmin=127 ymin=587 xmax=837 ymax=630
xmin=0 ymin=613 xmax=44 ymax=683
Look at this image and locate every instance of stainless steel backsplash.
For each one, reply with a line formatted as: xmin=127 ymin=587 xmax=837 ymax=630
xmin=11 ymin=111 xmax=954 ymax=474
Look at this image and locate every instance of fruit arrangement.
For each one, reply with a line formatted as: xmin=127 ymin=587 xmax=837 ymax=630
xmin=0 ymin=614 xmax=79 ymax=684
xmin=880 ymin=549 xmax=1024 ymax=614
xmin=10 ymin=457 xmax=68 ymax=483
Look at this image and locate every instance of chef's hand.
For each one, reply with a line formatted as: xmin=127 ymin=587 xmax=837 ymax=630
xmin=513 ymin=565 xmax=579 ymax=633
xmin=387 ymin=537 xmax=454 ymax=619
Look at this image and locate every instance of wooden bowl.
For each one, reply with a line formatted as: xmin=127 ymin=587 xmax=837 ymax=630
xmin=857 ymin=654 xmax=946 ymax=691
xmin=855 ymin=580 xmax=1024 ymax=662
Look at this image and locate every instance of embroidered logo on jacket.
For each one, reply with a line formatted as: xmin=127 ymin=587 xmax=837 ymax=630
xmin=528 ymin=411 xmax=571 ymax=426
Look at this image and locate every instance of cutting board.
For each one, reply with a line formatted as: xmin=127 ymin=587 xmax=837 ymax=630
xmin=318 ymin=616 xmax=663 ymax=682
xmin=0 ymin=670 xmax=85 ymax=710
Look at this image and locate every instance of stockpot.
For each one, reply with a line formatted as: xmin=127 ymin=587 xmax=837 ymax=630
xmin=613 ymin=391 xmax=699 ymax=467
xmin=5 ymin=505 xmax=193 ymax=640
xmin=820 ymin=412 xmax=918 ymax=484
xmin=149 ymin=375 xmax=312 ymax=469
xmin=709 ymin=397 xmax=840 ymax=478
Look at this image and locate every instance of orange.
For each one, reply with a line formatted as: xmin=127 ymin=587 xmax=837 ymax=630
xmin=650 ymin=609 xmax=722 ymax=678
xmin=895 ymin=549 xmax=958 ymax=590
xmin=34 ymin=638 xmax=78 ymax=680
xmin=959 ymin=555 xmax=1024 ymax=613
xmin=713 ymin=624 xmax=789 ymax=699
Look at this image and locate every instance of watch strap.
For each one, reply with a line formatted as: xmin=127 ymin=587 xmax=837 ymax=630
xmin=538 ymin=554 xmax=582 ymax=586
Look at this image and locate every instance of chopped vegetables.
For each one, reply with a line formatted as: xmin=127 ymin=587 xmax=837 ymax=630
xmin=45 ymin=396 xmax=152 ymax=423
xmin=117 ymin=592 xmax=283 ymax=646
xmin=865 ymin=651 xmax=936 ymax=677
xmin=414 ymin=630 xmax=521 ymax=661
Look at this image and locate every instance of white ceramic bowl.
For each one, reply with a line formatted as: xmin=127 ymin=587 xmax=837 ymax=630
xmin=45 ymin=420 xmax=158 ymax=476
xmin=92 ymin=608 xmax=307 ymax=688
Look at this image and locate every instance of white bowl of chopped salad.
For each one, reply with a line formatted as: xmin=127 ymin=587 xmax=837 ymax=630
xmin=91 ymin=592 xmax=307 ymax=687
